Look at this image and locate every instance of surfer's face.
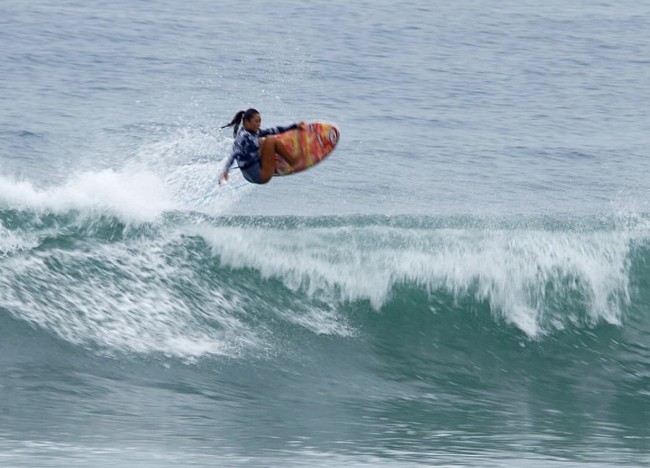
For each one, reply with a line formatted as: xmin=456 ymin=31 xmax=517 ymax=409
xmin=244 ymin=113 xmax=261 ymax=132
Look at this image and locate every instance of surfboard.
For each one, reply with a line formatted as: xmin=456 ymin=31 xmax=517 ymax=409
xmin=273 ymin=122 xmax=340 ymax=176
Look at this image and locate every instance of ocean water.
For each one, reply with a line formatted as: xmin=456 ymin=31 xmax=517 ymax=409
xmin=1 ymin=0 xmax=650 ymax=466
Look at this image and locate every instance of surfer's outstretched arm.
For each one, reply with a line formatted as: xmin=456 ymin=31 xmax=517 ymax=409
xmin=258 ymin=121 xmax=304 ymax=137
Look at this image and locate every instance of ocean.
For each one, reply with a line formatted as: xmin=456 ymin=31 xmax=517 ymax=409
xmin=1 ymin=0 xmax=649 ymax=466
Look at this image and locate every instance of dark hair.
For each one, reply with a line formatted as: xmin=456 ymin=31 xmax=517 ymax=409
xmin=220 ymin=108 xmax=259 ymax=136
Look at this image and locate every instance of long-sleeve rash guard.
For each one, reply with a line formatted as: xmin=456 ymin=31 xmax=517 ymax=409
xmin=223 ymin=123 xmax=298 ymax=173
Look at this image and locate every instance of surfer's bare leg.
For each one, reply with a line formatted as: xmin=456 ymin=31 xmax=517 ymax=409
xmin=273 ymin=137 xmax=299 ymax=166
xmin=259 ymin=136 xmax=299 ymax=183
xmin=258 ymin=137 xmax=282 ymax=183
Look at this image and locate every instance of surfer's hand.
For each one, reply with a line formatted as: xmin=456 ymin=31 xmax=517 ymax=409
xmin=218 ymin=172 xmax=229 ymax=185
xmin=297 ymin=121 xmax=306 ymax=130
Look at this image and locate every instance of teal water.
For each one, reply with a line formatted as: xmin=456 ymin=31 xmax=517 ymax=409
xmin=1 ymin=0 xmax=650 ymax=466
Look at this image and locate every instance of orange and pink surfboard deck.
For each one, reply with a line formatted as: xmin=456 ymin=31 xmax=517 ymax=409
xmin=273 ymin=122 xmax=340 ymax=176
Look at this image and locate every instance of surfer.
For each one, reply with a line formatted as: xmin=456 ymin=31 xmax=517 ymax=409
xmin=218 ymin=108 xmax=305 ymax=185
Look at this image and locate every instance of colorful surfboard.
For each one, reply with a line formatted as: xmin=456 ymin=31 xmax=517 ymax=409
xmin=274 ymin=122 xmax=340 ymax=176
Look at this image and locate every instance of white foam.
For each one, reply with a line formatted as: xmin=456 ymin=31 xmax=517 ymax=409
xmin=194 ymin=223 xmax=639 ymax=337
xmin=0 ymin=235 xmax=262 ymax=359
xmin=0 ymin=221 xmax=39 ymax=257
xmin=0 ymin=170 xmax=175 ymax=222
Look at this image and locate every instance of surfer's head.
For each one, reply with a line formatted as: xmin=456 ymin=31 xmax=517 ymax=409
xmin=221 ymin=108 xmax=260 ymax=136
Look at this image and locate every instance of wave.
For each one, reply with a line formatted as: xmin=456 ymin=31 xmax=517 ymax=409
xmin=193 ymin=215 xmax=648 ymax=335
xmin=1 ymin=202 xmax=649 ymax=361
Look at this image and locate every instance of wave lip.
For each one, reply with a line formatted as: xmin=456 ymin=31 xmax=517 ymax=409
xmin=195 ymin=218 xmax=642 ymax=337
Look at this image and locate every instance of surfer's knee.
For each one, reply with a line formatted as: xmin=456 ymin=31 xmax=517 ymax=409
xmin=260 ymin=136 xmax=275 ymax=152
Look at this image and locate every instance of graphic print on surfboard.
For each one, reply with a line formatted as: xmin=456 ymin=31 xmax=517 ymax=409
xmin=274 ymin=122 xmax=340 ymax=176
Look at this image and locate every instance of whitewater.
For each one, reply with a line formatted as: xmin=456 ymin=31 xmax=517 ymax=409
xmin=2 ymin=0 xmax=650 ymax=466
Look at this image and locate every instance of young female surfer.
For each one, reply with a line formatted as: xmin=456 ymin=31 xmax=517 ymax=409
xmin=219 ymin=108 xmax=305 ymax=184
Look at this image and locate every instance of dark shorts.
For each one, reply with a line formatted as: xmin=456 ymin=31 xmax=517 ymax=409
xmin=240 ymin=159 xmax=262 ymax=184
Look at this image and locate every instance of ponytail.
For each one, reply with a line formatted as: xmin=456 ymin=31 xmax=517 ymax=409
xmin=220 ymin=108 xmax=259 ymax=137
xmin=220 ymin=110 xmax=245 ymax=137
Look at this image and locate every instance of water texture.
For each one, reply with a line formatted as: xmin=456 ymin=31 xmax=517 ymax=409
xmin=1 ymin=1 xmax=649 ymax=466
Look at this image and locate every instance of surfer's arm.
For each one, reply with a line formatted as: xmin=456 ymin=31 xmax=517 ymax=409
xmin=218 ymin=153 xmax=235 ymax=183
xmin=258 ymin=123 xmax=299 ymax=137
xmin=219 ymin=133 xmax=260 ymax=183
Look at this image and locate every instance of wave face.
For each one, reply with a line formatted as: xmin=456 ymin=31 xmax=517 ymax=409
xmin=2 ymin=207 xmax=648 ymax=357
xmin=2 ymin=201 xmax=650 ymax=466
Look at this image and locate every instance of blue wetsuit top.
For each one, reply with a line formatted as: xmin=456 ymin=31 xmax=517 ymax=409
xmin=223 ymin=123 xmax=298 ymax=173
